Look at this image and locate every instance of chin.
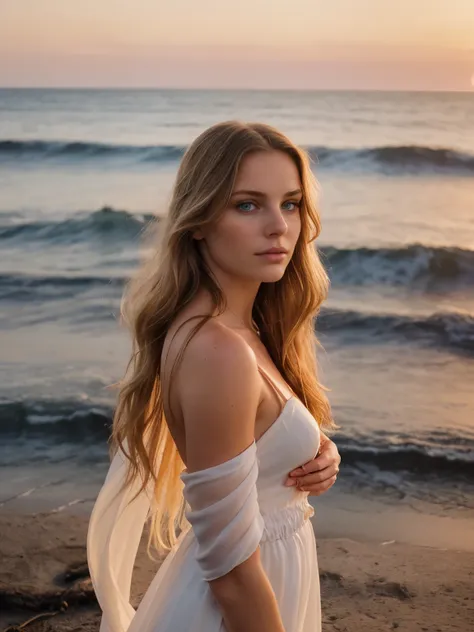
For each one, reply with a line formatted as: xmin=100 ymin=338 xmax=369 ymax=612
xmin=257 ymin=266 xmax=287 ymax=283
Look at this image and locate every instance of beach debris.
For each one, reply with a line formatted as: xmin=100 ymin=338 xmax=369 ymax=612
xmin=367 ymin=578 xmax=415 ymax=600
xmin=61 ymin=560 xmax=90 ymax=584
xmin=1 ymin=602 xmax=68 ymax=631
xmin=0 ymin=584 xmax=95 ymax=611
xmin=319 ymin=570 xmax=344 ymax=584
xmin=0 ymin=559 xmax=96 ymax=631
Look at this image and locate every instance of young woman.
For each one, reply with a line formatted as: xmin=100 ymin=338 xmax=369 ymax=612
xmin=87 ymin=120 xmax=341 ymax=632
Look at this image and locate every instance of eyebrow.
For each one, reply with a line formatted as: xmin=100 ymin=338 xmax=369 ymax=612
xmin=231 ymin=188 xmax=302 ymax=198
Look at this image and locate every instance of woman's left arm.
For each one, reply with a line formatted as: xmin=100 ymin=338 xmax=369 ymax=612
xmin=285 ymin=432 xmax=341 ymax=495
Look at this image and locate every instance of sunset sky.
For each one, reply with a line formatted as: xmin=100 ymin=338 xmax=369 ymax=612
xmin=1 ymin=0 xmax=474 ymax=90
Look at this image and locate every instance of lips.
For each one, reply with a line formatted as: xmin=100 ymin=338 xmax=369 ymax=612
xmin=256 ymin=248 xmax=288 ymax=255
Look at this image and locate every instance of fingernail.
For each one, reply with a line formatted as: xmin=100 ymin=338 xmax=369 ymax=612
xmin=290 ymin=469 xmax=302 ymax=477
xmin=284 ymin=478 xmax=297 ymax=486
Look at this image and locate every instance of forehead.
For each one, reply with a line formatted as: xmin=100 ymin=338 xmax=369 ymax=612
xmin=233 ymin=150 xmax=301 ymax=193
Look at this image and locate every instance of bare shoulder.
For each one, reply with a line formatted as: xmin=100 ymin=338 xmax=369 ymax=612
xmin=179 ymin=319 xmax=257 ymax=383
xmin=178 ymin=321 xmax=261 ymax=473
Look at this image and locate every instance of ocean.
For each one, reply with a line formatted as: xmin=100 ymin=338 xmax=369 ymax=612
xmin=0 ymin=88 xmax=473 ymax=525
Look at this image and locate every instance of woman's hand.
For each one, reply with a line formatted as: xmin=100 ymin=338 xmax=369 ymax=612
xmin=285 ymin=433 xmax=341 ymax=495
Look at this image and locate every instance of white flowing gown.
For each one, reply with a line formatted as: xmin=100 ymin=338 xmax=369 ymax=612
xmin=87 ymin=365 xmax=322 ymax=632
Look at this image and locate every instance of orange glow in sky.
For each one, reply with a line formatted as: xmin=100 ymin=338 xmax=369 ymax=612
xmin=1 ymin=0 xmax=474 ymax=90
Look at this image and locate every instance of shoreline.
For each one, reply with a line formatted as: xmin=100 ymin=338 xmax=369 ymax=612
xmin=1 ymin=506 xmax=473 ymax=632
xmin=312 ymin=490 xmax=474 ymax=553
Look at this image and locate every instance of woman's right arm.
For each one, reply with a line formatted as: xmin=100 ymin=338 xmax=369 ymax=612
xmin=178 ymin=324 xmax=286 ymax=632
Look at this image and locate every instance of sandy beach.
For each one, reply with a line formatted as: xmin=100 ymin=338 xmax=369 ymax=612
xmin=1 ymin=508 xmax=473 ymax=632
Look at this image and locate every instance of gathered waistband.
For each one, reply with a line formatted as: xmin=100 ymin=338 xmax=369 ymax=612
xmin=260 ymin=499 xmax=314 ymax=543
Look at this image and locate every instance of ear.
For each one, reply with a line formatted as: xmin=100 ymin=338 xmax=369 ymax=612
xmin=192 ymin=229 xmax=204 ymax=240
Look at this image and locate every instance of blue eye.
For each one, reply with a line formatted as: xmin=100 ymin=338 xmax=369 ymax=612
xmin=237 ymin=201 xmax=256 ymax=212
xmin=282 ymin=200 xmax=301 ymax=211
xmin=235 ymin=200 xmax=301 ymax=213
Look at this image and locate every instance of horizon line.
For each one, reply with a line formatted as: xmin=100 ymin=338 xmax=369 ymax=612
xmin=0 ymin=86 xmax=473 ymax=94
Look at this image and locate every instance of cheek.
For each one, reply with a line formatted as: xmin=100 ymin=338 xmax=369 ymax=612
xmin=212 ymin=214 xmax=255 ymax=249
xmin=292 ymin=209 xmax=302 ymax=229
xmin=287 ymin=213 xmax=302 ymax=242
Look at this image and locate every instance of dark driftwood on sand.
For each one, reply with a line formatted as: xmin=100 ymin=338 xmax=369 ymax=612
xmin=0 ymin=560 xmax=96 ymax=631
xmin=0 ymin=581 xmax=96 ymax=612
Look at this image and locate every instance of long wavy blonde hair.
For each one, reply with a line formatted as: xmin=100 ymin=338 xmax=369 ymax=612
xmin=110 ymin=120 xmax=337 ymax=557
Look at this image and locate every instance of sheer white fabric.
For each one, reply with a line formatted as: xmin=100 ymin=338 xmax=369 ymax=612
xmin=87 ymin=445 xmax=154 ymax=632
xmin=87 ymin=396 xmax=322 ymax=632
xmin=181 ymin=441 xmax=265 ymax=580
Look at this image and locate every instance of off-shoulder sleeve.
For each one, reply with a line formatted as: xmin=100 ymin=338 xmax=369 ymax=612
xmin=180 ymin=440 xmax=265 ymax=581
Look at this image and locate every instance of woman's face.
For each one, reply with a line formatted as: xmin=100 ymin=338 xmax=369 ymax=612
xmin=195 ymin=150 xmax=303 ymax=284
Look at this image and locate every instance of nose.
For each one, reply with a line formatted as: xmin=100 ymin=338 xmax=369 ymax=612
xmin=265 ymin=204 xmax=288 ymax=236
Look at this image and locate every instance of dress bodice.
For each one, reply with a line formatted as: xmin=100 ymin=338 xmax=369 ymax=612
xmin=253 ymin=361 xmax=321 ymax=514
xmin=255 ymin=395 xmax=320 ymax=513
xmin=252 ymin=394 xmax=321 ymax=549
